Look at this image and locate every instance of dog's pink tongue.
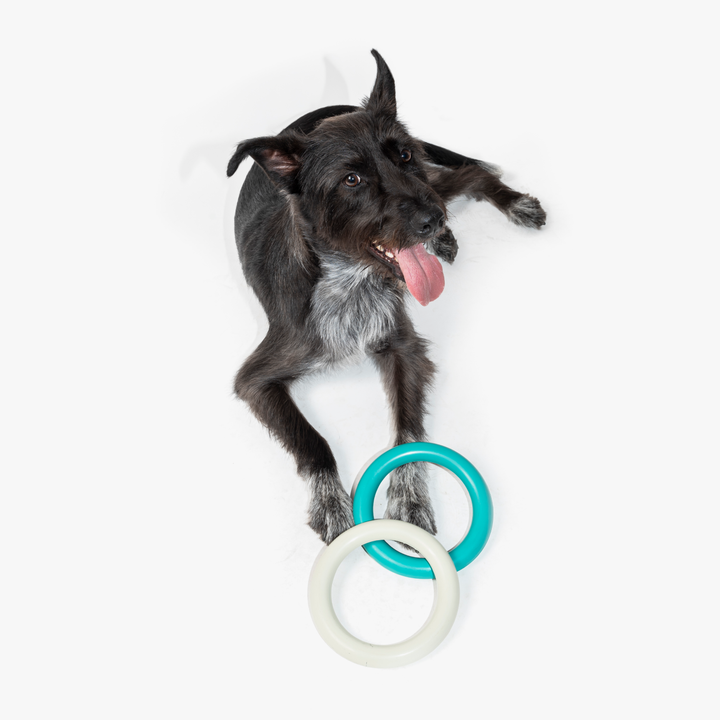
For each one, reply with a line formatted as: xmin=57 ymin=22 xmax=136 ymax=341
xmin=395 ymin=243 xmax=445 ymax=306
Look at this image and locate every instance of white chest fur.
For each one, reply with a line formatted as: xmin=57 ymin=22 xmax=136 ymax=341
xmin=309 ymin=254 xmax=401 ymax=364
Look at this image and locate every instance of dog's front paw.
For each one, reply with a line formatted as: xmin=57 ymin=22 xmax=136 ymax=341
xmin=507 ymin=194 xmax=546 ymax=229
xmin=384 ymin=463 xmax=437 ymax=541
xmin=431 ymin=228 xmax=458 ymax=264
xmin=308 ymin=486 xmax=354 ymax=544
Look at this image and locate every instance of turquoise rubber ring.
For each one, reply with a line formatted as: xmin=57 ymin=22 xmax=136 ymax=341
xmin=353 ymin=442 xmax=493 ymax=579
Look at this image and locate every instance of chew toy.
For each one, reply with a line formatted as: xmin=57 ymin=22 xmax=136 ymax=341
xmin=307 ymin=443 xmax=493 ymax=667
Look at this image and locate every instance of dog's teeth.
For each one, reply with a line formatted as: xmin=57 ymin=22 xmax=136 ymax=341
xmin=377 ymin=244 xmax=384 ymax=251
xmin=386 ymin=251 xmax=394 ymax=258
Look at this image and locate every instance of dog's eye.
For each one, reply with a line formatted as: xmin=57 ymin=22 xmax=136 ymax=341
xmin=344 ymin=173 xmax=361 ymax=187
xmin=400 ymin=150 xmax=412 ymax=163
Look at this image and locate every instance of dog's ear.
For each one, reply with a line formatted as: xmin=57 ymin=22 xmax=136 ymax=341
xmin=365 ymin=49 xmax=397 ymax=119
xmin=227 ymin=131 xmax=306 ymax=192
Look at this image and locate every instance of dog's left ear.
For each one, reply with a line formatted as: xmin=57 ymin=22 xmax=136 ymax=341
xmin=227 ymin=131 xmax=306 ymax=192
xmin=365 ymin=49 xmax=397 ymax=119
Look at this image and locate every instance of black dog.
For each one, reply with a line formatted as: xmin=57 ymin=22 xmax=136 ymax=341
xmin=227 ymin=50 xmax=545 ymax=544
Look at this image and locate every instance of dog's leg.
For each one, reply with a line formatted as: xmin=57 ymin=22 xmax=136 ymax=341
xmin=424 ymin=144 xmax=546 ymax=229
xmin=431 ymin=227 xmax=459 ymax=264
xmin=371 ymin=328 xmax=438 ymax=536
xmin=422 ymin=141 xmax=503 ymax=178
xmin=234 ymin=333 xmax=353 ymax=544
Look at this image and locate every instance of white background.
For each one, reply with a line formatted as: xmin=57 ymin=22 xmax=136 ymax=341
xmin=2 ymin=1 xmax=719 ymax=717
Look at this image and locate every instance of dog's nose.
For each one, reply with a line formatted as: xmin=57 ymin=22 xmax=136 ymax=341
xmin=411 ymin=207 xmax=445 ymax=237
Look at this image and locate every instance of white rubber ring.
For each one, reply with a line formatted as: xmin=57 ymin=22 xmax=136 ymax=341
xmin=307 ymin=519 xmax=460 ymax=668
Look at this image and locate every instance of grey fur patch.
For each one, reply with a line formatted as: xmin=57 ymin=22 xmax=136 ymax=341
xmin=384 ymin=461 xmax=437 ymax=536
xmin=309 ymin=253 xmax=403 ymax=365
xmin=306 ymin=468 xmax=354 ymax=543
xmin=431 ymin=228 xmax=459 ymax=264
xmin=507 ymin=194 xmax=547 ymax=229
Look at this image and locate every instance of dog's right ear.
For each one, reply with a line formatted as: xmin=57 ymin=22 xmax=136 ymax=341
xmin=365 ymin=49 xmax=397 ymax=119
xmin=227 ymin=132 xmax=306 ymax=192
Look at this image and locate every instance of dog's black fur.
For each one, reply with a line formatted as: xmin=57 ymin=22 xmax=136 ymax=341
xmin=227 ymin=51 xmax=545 ymax=544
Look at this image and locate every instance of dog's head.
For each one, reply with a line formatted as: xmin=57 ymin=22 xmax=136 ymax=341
xmin=228 ymin=50 xmax=448 ymax=305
